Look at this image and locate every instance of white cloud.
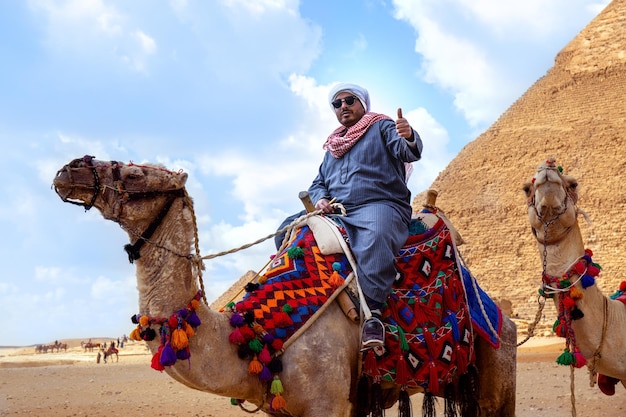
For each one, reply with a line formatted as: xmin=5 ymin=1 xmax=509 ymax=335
xmin=29 ymin=0 xmax=159 ymax=73
xmin=28 ymin=0 xmax=124 ymax=38
xmin=91 ymin=274 xmax=135 ymax=303
xmin=456 ymin=0 xmax=611 ymax=39
xmin=121 ymin=30 xmax=157 ymax=73
xmin=222 ymin=0 xmax=297 ymax=15
xmin=177 ymin=1 xmax=321 ymax=84
xmin=34 ymin=266 xmax=62 ymax=282
xmin=43 ymin=287 xmax=67 ymax=302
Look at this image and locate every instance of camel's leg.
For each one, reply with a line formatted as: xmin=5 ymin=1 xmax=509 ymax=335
xmin=474 ymin=317 xmax=517 ymax=417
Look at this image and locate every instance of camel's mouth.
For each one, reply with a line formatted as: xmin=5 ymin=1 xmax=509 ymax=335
xmin=53 ymin=155 xmax=101 ymax=210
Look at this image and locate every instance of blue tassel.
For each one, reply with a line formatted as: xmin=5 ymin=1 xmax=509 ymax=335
xmin=581 ymin=274 xmax=595 ymax=289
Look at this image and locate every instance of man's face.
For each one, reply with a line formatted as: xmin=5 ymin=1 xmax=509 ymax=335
xmin=332 ymin=91 xmax=366 ymax=127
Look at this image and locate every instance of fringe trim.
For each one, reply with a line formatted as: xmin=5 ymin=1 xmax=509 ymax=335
xmin=458 ymin=365 xmax=481 ymax=417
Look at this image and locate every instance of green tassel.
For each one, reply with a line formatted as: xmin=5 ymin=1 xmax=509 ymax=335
xmin=552 ymin=319 xmax=560 ymax=332
xmin=230 ymin=398 xmax=241 ymax=406
xmin=270 ymin=376 xmax=284 ymax=394
xmin=287 ymin=246 xmax=305 ymax=259
xmin=556 ymin=349 xmax=574 ymax=366
xmin=226 ymin=301 xmax=235 ymax=309
xmin=248 ymin=338 xmax=263 ymax=353
xmin=397 ymin=326 xmax=409 ymax=352
xmin=282 ymin=304 xmax=293 ymax=314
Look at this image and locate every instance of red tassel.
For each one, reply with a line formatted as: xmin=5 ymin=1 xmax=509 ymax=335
xmin=275 ymin=312 xmax=293 ymax=327
xmin=239 ymin=326 xmax=255 ymax=341
xmin=588 ymin=265 xmax=601 ymax=276
xmin=562 ymin=296 xmax=576 ymax=309
xmin=271 ymin=338 xmax=284 ymax=351
xmin=456 ymin=345 xmax=468 ymax=374
xmin=573 ymin=262 xmax=586 ymax=275
xmin=150 ymin=346 xmax=165 ymax=372
xmin=428 ymin=361 xmax=439 ymax=394
xmin=395 ymin=354 xmax=409 ymax=385
xmin=364 ymin=349 xmax=380 ymax=377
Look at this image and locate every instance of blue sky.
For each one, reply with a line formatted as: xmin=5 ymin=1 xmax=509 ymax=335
xmin=0 ymin=0 xmax=609 ymax=346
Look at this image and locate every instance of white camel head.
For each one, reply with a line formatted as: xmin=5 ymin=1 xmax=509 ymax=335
xmin=523 ymin=156 xmax=580 ymax=244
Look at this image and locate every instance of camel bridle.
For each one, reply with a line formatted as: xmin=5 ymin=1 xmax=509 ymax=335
xmin=527 ymin=164 xmax=578 ymax=246
xmin=54 ymin=155 xmax=187 ymax=263
xmin=54 ymin=155 xmax=102 ymax=211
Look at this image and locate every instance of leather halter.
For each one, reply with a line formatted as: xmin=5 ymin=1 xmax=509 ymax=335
xmin=54 ymin=155 xmax=186 ymax=263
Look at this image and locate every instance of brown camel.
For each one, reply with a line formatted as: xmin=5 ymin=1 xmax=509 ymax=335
xmin=53 ymin=155 xmax=517 ymax=416
xmin=524 ymin=157 xmax=626 ymax=395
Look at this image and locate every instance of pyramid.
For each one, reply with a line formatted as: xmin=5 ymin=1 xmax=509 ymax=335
xmin=413 ymin=0 xmax=626 ymax=333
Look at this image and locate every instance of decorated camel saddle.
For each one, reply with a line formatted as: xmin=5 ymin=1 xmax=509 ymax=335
xmin=224 ymin=192 xmax=502 ymax=409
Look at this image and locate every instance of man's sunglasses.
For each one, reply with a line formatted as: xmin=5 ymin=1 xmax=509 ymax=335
xmin=331 ymin=96 xmax=359 ymax=109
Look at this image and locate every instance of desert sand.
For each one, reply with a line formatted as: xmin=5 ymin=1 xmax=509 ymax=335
xmin=1 ymin=337 xmax=625 ymax=417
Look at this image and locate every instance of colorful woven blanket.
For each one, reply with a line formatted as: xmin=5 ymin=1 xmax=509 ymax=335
xmin=226 ymin=216 xmax=500 ymax=409
xmin=365 ymin=217 xmax=474 ymax=393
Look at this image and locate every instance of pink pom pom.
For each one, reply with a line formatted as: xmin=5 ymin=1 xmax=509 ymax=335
xmin=573 ymin=350 xmax=587 ymax=368
xmin=258 ymin=345 xmax=271 ymax=364
xmin=229 ymin=328 xmax=245 ymax=344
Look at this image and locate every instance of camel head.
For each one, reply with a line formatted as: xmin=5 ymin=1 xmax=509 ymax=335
xmin=523 ymin=156 xmax=579 ymax=244
xmin=53 ymin=155 xmax=189 ymax=233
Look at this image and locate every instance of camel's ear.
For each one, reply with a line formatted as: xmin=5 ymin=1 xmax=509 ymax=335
xmin=563 ymin=175 xmax=578 ymax=204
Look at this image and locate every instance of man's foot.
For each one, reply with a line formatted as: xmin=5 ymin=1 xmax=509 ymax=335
xmin=361 ymin=316 xmax=384 ymax=349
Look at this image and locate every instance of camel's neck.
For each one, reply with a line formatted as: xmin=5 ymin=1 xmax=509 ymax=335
xmin=129 ymin=198 xmax=200 ymax=317
xmin=121 ymin=198 xmax=258 ymax=399
xmin=536 ymin=221 xmax=585 ymax=277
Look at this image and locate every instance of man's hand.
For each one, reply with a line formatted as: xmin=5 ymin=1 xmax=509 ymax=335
xmin=315 ymin=198 xmax=334 ymax=213
xmin=395 ymin=108 xmax=414 ymax=140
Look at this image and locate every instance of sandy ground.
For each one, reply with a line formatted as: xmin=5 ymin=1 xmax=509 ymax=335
xmin=1 ymin=337 xmax=625 ymax=417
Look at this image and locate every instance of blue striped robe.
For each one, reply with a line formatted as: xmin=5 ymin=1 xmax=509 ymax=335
xmin=308 ymin=119 xmax=422 ymax=306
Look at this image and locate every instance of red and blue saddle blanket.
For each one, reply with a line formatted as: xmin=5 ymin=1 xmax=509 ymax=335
xmin=226 ymin=216 xmax=502 ymax=398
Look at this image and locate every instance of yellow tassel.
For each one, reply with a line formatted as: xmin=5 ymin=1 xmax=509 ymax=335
xmin=570 ymin=286 xmax=584 ymax=300
xmin=129 ymin=326 xmax=142 ymax=341
xmin=271 ymin=393 xmax=286 ymax=410
xmin=190 ymin=299 xmax=199 ymax=310
xmin=139 ymin=315 xmax=150 ymax=327
xmin=184 ymin=322 xmax=195 ymax=338
xmin=171 ymin=328 xmax=189 ymax=350
xmin=248 ymin=356 xmax=263 ymax=374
